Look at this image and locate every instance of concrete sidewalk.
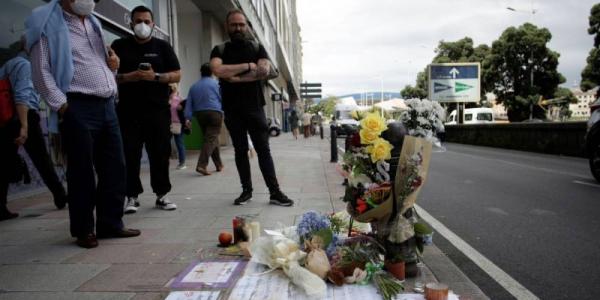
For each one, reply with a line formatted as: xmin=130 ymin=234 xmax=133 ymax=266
xmin=0 ymin=133 xmax=488 ymax=300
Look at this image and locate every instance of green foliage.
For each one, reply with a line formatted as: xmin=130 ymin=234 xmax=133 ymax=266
xmin=413 ymin=222 xmax=433 ymax=235
xmin=485 ymin=23 xmax=565 ymax=122
xmin=307 ymin=96 xmax=338 ymax=118
xmin=400 ymin=85 xmax=427 ymax=99
xmin=581 ymin=4 xmax=600 ymax=95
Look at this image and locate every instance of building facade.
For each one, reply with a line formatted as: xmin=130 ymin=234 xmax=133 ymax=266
xmin=570 ymin=87 xmax=598 ymax=120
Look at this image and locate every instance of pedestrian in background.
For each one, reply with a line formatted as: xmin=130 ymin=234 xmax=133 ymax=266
xmin=184 ymin=63 xmax=223 ymax=176
xmin=27 ymin=0 xmax=140 ymax=248
xmin=169 ymin=83 xmax=187 ymax=170
xmin=302 ymin=111 xmax=311 ymax=138
xmin=112 ymin=5 xmax=181 ymax=214
xmin=0 ymin=38 xmax=67 ymax=216
xmin=210 ymin=9 xmax=293 ymax=206
xmin=288 ymin=110 xmax=299 ymax=140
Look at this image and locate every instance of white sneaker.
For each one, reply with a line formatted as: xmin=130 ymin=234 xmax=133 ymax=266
xmin=124 ymin=197 xmax=138 ymax=214
xmin=176 ymin=164 xmax=187 ymax=170
xmin=155 ymin=195 xmax=177 ymax=210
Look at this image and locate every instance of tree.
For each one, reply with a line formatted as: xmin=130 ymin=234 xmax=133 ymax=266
xmin=307 ymin=96 xmax=338 ymax=118
xmin=484 ymin=23 xmax=565 ymax=122
xmin=581 ymin=3 xmax=600 ymax=96
xmin=400 ymin=85 xmax=427 ymax=99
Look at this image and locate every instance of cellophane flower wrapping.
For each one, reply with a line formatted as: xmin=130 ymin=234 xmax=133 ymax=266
xmin=250 ymin=235 xmax=326 ymax=298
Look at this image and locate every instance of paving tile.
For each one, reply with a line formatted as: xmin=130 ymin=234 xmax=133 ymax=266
xmin=130 ymin=293 xmax=169 ymax=300
xmin=0 ymin=217 xmax=69 ymax=231
xmin=0 ymin=229 xmax=69 ymax=246
xmin=64 ymin=243 xmax=186 ymax=264
xmin=0 ymin=245 xmax=85 ymax=264
xmin=77 ymin=264 xmax=186 ymax=292
xmin=0 ymin=292 xmax=135 ymax=300
xmin=0 ymin=264 xmax=110 ymax=291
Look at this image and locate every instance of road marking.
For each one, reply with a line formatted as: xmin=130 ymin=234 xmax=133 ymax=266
xmin=415 ymin=204 xmax=539 ymax=300
xmin=445 ymin=150 xmax=589 ymax=179
xmin=573 ymin=180 xmax=600 ymax=188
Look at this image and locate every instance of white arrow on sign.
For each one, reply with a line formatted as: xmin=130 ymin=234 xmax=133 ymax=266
xmin=449 ymin=67 xmax=460 ymax=79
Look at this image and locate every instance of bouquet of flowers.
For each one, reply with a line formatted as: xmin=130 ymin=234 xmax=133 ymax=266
xmin=399 ymin=98 xmax=446 ymax=149
xmin=341 ymin=112 xmax=396 ymax=221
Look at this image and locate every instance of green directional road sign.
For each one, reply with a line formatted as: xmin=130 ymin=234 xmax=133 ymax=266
xmin=428 ymin=63 xmax=480 ymax=103
xmin=455 ymin=82 xmax=473 ymax=93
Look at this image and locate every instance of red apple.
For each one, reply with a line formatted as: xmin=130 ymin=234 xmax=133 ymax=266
xmin=219 ymin=231 xmax=233 ymax=246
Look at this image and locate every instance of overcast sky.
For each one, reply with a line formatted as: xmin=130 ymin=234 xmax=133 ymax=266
xmin=296 ymin=0 xmax=598 ymax=98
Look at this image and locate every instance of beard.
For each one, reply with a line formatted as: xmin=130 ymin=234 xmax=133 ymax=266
xmin=229 ymin=31 xmax=248 ymax=43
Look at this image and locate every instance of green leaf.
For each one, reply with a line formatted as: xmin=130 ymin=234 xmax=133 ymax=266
xmin=313 ymin=228 xmax=333 ymax=248
xmin=414 ymin=222 xmax=433 ymax=235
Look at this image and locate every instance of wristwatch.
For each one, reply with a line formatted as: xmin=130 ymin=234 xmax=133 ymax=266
xmin=154 ymin=73 xmax=161 ymax=81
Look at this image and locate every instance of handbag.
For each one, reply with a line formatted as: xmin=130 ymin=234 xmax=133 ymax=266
xmin=170 ymin=122 xmax=182 ymax=135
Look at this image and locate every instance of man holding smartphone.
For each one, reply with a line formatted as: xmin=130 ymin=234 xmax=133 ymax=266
xmin=112 ymin=5 xmax=181 ymax=213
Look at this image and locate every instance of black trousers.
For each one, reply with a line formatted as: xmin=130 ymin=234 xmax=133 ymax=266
xmin=61 ymin=94 xmax=126 ymax=237
xmin=0 ymin=121 xmax=19 ymax=211
xmin=118 ymin=108 xmax=172 ymax=198
xmin=224 ymin=109 xmax=279 ymax=193
xmin=23 ymin=110 xmax=66 ymax=200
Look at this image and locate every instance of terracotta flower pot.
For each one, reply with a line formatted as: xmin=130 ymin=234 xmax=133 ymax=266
xmin=384 ymin=260 xmax=405 ymax=281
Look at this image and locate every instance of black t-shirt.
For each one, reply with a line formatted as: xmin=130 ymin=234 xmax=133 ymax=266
xmin=112 ymin=37 xmax=180 ymax=111
xmin=210 ymin=41 xmax=269 ymax=111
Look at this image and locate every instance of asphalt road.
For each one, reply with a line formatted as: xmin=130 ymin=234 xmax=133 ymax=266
xmin=418 ymin=143 xmax=600 ymax=300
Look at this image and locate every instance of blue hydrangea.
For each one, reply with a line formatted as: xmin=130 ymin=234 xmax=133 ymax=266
xmin=326 ymin=234 xmax=340 ymax=258
xmin=296 ymin=211 xmax=331 ymax=240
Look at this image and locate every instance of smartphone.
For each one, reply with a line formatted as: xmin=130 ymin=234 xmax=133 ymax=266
xmin=138 ymin=63 xmax=151 ymax=71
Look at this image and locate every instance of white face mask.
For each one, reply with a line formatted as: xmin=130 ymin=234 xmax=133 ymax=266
xmin=71 ymin=0 xmax=95 ymax=16
xmin=133 ymin=23 xmax=153 ymax=40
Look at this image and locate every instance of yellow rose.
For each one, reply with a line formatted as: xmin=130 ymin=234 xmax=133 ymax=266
xmin=360 ymin=113 xmax=387 ymax=135
xmin=359 ymin=128 xmax=379 ymax=144
xmin=366 ymin=138 xmax=393 ymax=162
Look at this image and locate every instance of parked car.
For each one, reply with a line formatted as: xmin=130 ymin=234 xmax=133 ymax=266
xmin=586 ymin=97 xmax=600 ymax=183
xmin=267 ymin=117 xmax=281 ymax=137
xmin=445 ymin=107 xmax=494 ymax=125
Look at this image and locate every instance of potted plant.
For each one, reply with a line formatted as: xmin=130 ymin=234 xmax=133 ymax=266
xmin=384 ymin=252 xmax=405 ymax=281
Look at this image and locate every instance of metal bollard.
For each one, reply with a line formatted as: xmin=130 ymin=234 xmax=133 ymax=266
xmin=330 ymin=124 xmax=338 ymax=162
xmin=320 ymin=124 xmax=324 ymax=139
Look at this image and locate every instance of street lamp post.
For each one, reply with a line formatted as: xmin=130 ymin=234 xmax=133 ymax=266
xmin=507 ymin=2 xmax=537 ymax=120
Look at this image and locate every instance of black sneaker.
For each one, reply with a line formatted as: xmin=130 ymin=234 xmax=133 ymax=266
xmin=234 ymin=190 xmax=252 ymax=205
xmin=269 ymin=191 xmax=294 ymax=207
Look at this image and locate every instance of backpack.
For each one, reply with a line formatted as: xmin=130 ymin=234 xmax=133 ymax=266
xmin=0 ymin=78 xmax=15 ymax=127
xmin=217 ymin=41 xmax=279 ymax=80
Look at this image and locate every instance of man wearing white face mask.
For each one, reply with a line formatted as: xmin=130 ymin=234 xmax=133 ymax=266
xmin=111 ymin=6 xmax=181 ymax=214
xmin=25 ymin=0 xmax=140 ymax=248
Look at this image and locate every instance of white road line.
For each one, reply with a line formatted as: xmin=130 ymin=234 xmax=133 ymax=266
xmin=414 ymin=204 xmax=539 ymax=300
xmin=445 ymin=150 xmax=590 ymax=179
xmin=573 ymin=180 xmax=600 ymax=188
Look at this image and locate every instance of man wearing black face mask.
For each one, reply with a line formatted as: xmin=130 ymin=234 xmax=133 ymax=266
xmin=111 ymin=6 xmax=181 ymax=214
xmin=210 ymin=10 xmax=293 ymax=207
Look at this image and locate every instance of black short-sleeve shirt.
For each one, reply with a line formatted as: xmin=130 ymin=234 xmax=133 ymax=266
xmin=210 ymin=41 xmax=269 ymax=111
xmin=112 ymin=37 xmax=180 ymax=111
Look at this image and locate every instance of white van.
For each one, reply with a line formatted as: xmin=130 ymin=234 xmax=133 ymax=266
xmin=446 ymin=108 xmax=494 ymax=125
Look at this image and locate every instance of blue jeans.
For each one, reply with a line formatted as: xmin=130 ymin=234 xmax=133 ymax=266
xmin=61 ymin=93 xmax=125 ymax=237
xmin=173 ymin=133 xmax=185 ymax=164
